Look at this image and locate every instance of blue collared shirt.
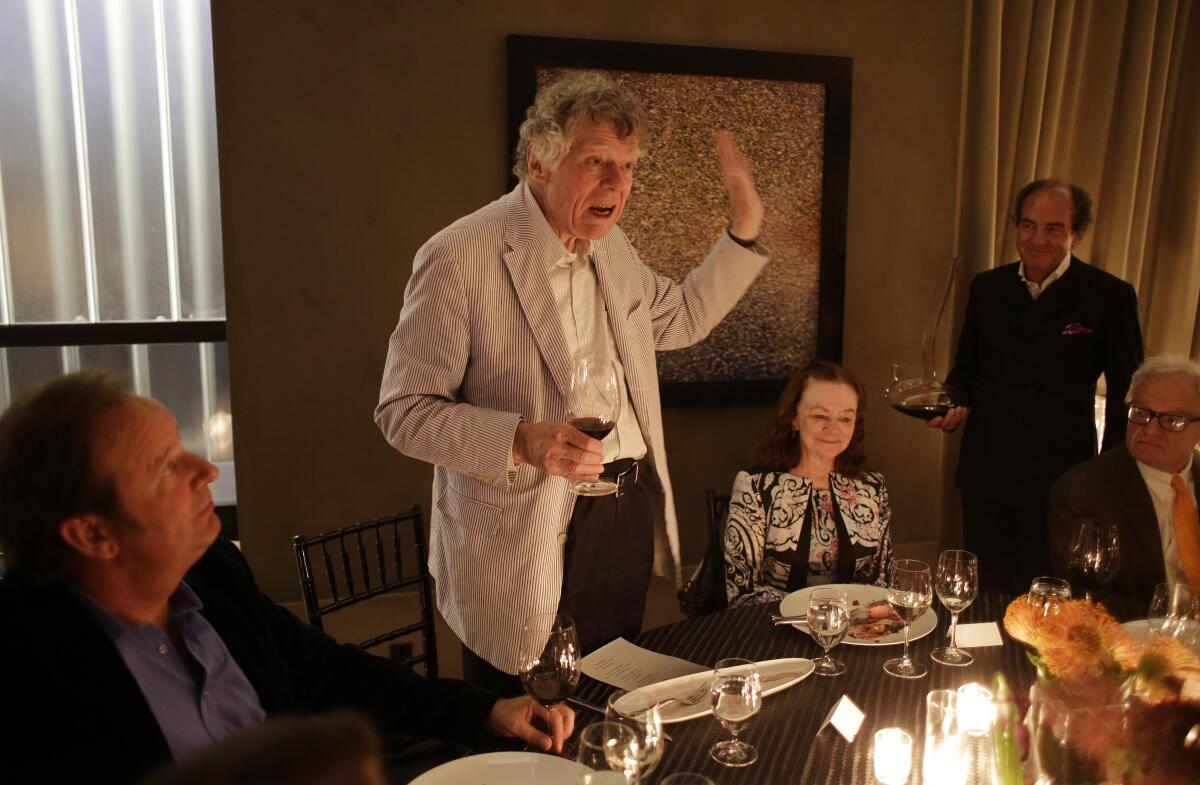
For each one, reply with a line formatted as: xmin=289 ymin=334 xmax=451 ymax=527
xmin=73 ymin=581 xmax=266 ymax=759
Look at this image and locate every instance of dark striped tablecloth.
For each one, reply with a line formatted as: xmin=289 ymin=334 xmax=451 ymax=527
xmin=573 ymin=593 xmax=1033 ymax=784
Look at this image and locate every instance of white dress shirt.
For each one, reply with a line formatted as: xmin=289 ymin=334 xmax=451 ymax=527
xmin=1135 ymin=454 xmax=1196 ymax=586
xmin=1018 ymin=253 xmax=1071 ymax=299
xmin=525 ymin=182 xmax=647 ymax=462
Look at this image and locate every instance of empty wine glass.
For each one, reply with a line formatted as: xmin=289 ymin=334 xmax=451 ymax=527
xmin=576 ymin=721 xmax=639 ymax=784
xmin=605 ymin=690 xmax=664 ymax=778
xmin=931 ymin=550 xmax=978 ymax=666
xmin=709 ymin=658 xmax=761 ymax=767
xmin=566 ymin=351 xmax=622 ymax=496
xmin=1067 ymin=519 xmax=1120 ymax=602
xmin=1027 ymin=576 xmax=1071 ymax=618
xmin=807 ymin=587 xmax=849 ymax=676
xmin=884 ymin=559 xmax=932 ymax=679
xmin=1148 ymin=582 xmax=1199 ymax=644
xmin=517 ymin=613 xmax=579 ymax=711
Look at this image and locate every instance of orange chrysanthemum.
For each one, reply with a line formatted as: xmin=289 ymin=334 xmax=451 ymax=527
xmin=1130 ymin=635 xmax=1200 ymax=702
xmin=1036 ymin=600 xmax=1135 ymax=684
xmin=1003 ymin=593 xmax=1046 ymax=648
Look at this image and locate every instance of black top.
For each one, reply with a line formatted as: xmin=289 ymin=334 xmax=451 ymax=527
xmin=0 ymin=538 xmax=497 ymax=785
xmin=947 ymin=258 xmax=1143 ymax=501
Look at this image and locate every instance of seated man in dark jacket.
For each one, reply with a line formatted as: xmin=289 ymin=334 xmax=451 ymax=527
xmin=1048 ymin=356 xmax=1200 ymax=619
xmin=0 ymin=372 xmax=572 ymax=785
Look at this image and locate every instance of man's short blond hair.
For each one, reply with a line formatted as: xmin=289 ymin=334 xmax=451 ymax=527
xmin=512 ymin=72 xmax=647 ymax=181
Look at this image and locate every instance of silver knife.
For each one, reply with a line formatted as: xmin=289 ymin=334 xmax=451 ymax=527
xmin=770 ymin=613 xmax=809 ymax=626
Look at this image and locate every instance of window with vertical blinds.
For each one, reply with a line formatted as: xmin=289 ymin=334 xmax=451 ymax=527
xmin=0 ymin=0 xmax=234 ymax=504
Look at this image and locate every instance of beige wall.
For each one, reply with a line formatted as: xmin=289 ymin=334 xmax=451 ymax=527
xmin=212 ymin=0 xmax=967 ymax=599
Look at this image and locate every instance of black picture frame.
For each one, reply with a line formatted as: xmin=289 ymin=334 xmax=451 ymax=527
xmin=506 ymin=35 xmax=850 ymax=406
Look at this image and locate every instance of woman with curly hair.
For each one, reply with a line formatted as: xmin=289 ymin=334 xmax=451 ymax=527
xmin=724 ymin=361 xmax=894 ymax=606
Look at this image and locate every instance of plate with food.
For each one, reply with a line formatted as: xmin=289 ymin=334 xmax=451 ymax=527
xmin=779 ymin=583 xmax=937 ymax=646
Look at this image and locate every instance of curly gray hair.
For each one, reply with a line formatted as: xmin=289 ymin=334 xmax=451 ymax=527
xmin=1126 ymin=355 xmax=1200 ymax=403
xmin=513 ymin=72 xmax=648 ymax=181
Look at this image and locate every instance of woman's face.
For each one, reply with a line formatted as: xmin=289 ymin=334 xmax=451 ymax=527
xmin=792 ymin=379 xmax=859 ymax=466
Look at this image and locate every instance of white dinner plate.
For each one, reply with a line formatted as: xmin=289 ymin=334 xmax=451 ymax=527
xmin=1123 ymin=618 xmax=1200 ymax=652
xmin=614 ymin=657 xmax=814 ymax=724
xmin=409 ymin=751 xmax=586 ymax=785
xmin=779 ymin=583 xmax=938 ymax=646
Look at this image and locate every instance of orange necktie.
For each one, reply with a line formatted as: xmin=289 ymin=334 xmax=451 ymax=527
xmin=1170 ymin=474 xmax=1200 ymax=591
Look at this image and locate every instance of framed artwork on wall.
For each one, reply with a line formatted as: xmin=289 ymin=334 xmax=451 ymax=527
xmin=507 ymin=35 xmax=851 ymax=406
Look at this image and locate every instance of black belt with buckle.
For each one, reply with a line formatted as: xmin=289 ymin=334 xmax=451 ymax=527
xmin=600 ymin=458 xmax=641 ymax=497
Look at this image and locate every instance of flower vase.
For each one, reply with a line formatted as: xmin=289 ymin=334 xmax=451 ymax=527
xmin=1028 ymin=680 xmax=1115 ymax=785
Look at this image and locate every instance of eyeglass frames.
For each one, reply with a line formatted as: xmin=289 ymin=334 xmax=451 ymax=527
xmin=1127 ymin=405 xmax=1200 ymax=433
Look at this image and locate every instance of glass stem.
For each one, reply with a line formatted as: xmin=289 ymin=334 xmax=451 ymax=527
xmin=948 ymin=611 xmax=960 ymax=649
xmin=901 ymin=622 xmax=911 ymax=664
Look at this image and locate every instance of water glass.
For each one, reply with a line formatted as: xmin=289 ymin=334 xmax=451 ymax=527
xmin=884 ymin=559 xmax=932 ymax=679
xmin=931 ymin=549 xmax=978 ymax=666
xmin=708 ymin=658 xmax=761 ymax=767
xmin=807 ymin=586 xmax=849 ymax=676
xmin=660 ymin=776 xmax=715 ymax=785
xmin=1028 ymin=576 xmax=1071 ymax=617
xmin=575 ymin=721 xmax=639 ymax=784
xmin=923 ymin=690 xmax=966 ymax=785
xmin=605 ymin=690 xmax=665 ymax=778
xmin=872 ymin=727 xmax=912 ymax=785
xmin=1148 ymin=582 xmax=1199 ymax=644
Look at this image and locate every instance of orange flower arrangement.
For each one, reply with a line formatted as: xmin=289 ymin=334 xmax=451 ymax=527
xmin=1000 ymin=593 xmax=1200 ymax=785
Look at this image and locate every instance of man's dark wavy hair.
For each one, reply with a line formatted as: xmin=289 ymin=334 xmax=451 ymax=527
xmin=0 ymin=371 xmax=126 ymax=582
xmin=753 ymin=361 xmax=868 ymax=477
xmin=1012 ymin=179 xmax=1094 ymax=234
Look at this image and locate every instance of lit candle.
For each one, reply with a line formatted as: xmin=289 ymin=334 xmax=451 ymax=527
xmin=956 ymin=683 xmax=994 ymax=737
xmin=923 ymin=738 xmax=968 ymax=785
xmin=923 ymin=690 xmax=966 ymax=785
xmin=873 ymin=728 xmax=912 ymax=785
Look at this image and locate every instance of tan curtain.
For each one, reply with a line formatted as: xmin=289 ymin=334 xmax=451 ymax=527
xmin=953 ymin=0 xmax=1200 ymax=359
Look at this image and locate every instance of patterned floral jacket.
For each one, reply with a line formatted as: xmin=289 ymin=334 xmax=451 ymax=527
xmin=723 ymin=469 xmax=895 ymax=607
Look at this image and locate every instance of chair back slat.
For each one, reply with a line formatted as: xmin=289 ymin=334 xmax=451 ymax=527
xmin=320 ymin=543 xmax=339 ymax=604
xmin=291 ymin=506 xmax=438 ymax=677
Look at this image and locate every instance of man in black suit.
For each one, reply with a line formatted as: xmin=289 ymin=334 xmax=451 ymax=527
xmin=0 ymin=373 xmax=572 ymax=785
xmin=930 ymin=180 xmax=1144 ymax=593
xmin=1047 ymin=357 xmax=1200 ymax=619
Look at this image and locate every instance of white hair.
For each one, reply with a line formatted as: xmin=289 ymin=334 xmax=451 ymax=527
xmin=512 ymin=72 xmax=647 ymax=181
xmin=1126 ymin=355 xmax=1200 ymax=402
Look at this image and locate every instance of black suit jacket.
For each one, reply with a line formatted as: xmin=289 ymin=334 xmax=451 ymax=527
xmin=1047 ymin=444 xmax=1200 ymax=620
xmin=946 ymin=258 xmax=1143 ymax=502
xmin=0 ymin=539 xmax=496 ymax=785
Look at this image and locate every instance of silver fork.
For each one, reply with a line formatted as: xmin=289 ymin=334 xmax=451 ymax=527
xmin=656 ymin=681 xmax=710 ymax=708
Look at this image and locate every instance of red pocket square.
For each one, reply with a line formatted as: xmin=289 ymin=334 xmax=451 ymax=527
xmin=1062 ymin=322 xmax=1094 ymax=336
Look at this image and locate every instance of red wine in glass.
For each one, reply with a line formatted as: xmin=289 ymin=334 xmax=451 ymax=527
xmin=517 ymin=613 xmax=579 ymax=710
xmin=1067 ymin=519 xmax=1120 ymax=602
xmin=570 ymin=416 xmax=615 ymax=441
xmin=520 ymin=666 xmax=576 ymax=707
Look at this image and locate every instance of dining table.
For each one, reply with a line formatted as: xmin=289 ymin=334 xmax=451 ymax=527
xmin=568 ymin=592 xmax=1033 ymax=784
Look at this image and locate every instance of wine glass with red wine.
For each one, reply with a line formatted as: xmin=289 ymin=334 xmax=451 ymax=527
xmin=517 ymin=613 xmax=580 ymax=711
xmin=566 ymin=351 xmax=622 ymax=496
xmin=1067 ymin=518 xmax=1120 ymax=602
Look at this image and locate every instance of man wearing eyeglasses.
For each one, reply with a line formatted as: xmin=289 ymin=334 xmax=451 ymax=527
xmin=1048 ymin=356 xmax=1200 ymax=618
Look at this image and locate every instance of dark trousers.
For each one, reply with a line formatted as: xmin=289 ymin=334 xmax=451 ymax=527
xmin=462 ymin=465 xmax=655 ymax=694
xmin=961 ymin=491 xmax=1051 ymax=595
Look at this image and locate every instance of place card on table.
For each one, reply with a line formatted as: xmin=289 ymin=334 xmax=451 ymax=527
xmin=820 ymin=694 xmax=865 ymax=742
xmin=953 ymin=622 xmax=1003 ymax=648
xmin=580 ymin=637 xmax=708 ymax=691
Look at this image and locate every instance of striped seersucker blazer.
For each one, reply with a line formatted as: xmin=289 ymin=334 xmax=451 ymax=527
xmin=375 ymin=184 xmax=767 ymax=672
